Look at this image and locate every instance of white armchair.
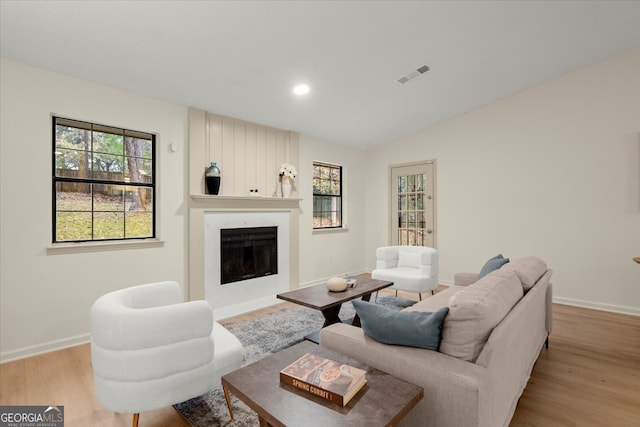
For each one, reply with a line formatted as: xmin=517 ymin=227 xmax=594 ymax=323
xmin=90 ymin=281 xmax=242 ymax=427
xmin=371 ymin=246 xmax=439 ymax=300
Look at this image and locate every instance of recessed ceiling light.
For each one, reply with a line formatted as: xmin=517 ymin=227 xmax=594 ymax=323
xmin=293 ymin=84 xmax=310 ymax=95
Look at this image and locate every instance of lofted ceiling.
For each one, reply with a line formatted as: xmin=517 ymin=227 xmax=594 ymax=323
xmin=2 ymin=0 xmax=640 ymax=149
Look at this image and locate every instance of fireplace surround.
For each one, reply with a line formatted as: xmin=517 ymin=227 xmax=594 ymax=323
xmin=203 ymin=209 xmax=292 ymax=319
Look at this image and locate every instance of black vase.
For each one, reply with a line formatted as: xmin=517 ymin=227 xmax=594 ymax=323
xmin=205 ymin=162 xmax=221 ymax=195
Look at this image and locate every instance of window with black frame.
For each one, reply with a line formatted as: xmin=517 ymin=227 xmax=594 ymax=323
xmin=52 ymin=117 xmax=155 ymax=243
xmin=312 ymin=161 xmax=342 ymax=229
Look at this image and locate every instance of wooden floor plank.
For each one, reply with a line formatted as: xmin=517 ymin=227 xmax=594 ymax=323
xmin=510 ymin=303 xmax=640 ymax=426
xmin=1 ymin=288 xmax=638 ymax=426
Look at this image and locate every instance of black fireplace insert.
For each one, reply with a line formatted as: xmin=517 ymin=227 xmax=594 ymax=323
xmin=220 ymin=226 xmax=278 ymax=284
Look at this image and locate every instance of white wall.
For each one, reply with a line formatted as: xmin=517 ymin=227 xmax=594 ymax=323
xmin=298 ymin=135 xmax=369 ymax=285
xmin=0 ymin=59 xmax=370 ymax=361
xmin=0 ymin=59 xmax=189 ymax=361
xmin=2 ymin=48 xmax=638 ymax=361
xmin=366 ymin=49 xmax=640 ymax=314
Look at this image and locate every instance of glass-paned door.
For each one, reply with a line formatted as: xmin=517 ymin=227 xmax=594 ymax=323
xmin=391 ymin=162 xmax=435 ymax=247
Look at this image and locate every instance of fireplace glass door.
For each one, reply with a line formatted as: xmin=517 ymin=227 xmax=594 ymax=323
xmin=220 ymin=226 xmax=278 ymax=284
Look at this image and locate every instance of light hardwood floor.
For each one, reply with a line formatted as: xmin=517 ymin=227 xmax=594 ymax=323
xmin=1 ymin=287 xmax=638 ymax=426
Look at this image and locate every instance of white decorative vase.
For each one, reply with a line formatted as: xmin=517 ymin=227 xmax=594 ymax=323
xmin=327 ymin=276 xmax=347 ymax=292
xmin=281 ymin=176 xmax=293 ymax=198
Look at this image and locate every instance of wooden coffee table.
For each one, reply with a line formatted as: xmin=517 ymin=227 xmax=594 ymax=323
xmin=276 ymin=277 xmax=393 ymax=343
xmin=221 ymin=340 xmax=423 ymax=427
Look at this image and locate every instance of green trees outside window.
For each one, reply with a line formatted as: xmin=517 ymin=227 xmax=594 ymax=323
xmin=53 ymin=117 xmax=155 ymax=242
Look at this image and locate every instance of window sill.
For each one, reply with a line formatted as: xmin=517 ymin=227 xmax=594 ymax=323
xmin=47 ymin=239 xmax=165 ymax=255
xmin=312 ymin=227 xmax=349 ymax=235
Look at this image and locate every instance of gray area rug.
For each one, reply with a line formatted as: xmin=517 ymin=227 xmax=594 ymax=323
xmin=174 ymin=295 xmax=415 ymax=426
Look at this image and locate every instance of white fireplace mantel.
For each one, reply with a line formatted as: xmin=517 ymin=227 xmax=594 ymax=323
xmin=190 ymin=194 xmax=301 ymax=210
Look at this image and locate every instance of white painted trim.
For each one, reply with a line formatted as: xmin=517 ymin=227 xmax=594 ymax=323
xmin=311 ymin=227 xmax=350 ymax=235
xmin=553 ymin=296 xmax=640 ymax=316
xmin=0 ymin=333 xmax=90 ymax=364
xmin=47 ymin=239 xmax=164 ymax=255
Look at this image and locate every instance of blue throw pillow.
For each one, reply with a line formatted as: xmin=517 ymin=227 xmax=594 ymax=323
xmin=352 ymin=299 xmax=449 ymax=351
xmin=478 ymin=254 xmax=509 ymax=278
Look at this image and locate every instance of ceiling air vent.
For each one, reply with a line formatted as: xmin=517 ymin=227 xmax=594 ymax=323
xmin=397 ymin=65 xmax=430 ymax=84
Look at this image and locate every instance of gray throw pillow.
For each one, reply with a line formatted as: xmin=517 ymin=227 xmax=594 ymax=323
xmin=352 ymin=299 xmax=449 ymax=351
xmin=478 ymin=254 xmax=509 ymax=278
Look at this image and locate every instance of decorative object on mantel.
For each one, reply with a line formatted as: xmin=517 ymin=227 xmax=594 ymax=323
xmin=281 ymin=176 xmax=293 ymax=198
xmin=248 ymin=188 xmax=260 ymax=197
xmin=205 ymin=162 xmax=221 ymax=195
xmin=279 ymin=163 xmax=297 ymax=198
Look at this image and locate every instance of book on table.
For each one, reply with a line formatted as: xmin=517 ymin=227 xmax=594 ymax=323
xmin=279 ymin=352 xmax=367 ymax=406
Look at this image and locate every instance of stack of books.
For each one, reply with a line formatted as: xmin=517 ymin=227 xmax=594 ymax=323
xmin=280 ymin=352 xmax=367 ymax=406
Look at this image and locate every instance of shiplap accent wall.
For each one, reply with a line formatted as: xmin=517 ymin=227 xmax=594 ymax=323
xmin=189 ymin=107 xmax=299 ymax=197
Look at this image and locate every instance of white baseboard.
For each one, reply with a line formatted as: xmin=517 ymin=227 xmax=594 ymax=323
xmin=0 ymin=333 xmax=90 ymax=364
xmin=552 ymin=296 xmax=640 ymax=316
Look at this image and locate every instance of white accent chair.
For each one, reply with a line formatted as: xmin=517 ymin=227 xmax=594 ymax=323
xmin=90 ymin=281 xmax=243 ymax=427
xmin=371 ymin=246 xmax=439 ymax=301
